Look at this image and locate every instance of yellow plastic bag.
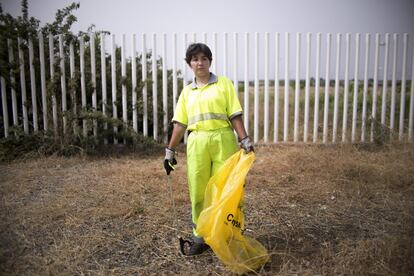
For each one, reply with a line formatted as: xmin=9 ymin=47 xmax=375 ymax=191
xmin=196 ymin=150 xmax=269 ymax=274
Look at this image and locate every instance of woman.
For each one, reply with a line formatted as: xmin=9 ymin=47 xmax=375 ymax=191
xmin=164 ymin=43 xmax=253 ymax=256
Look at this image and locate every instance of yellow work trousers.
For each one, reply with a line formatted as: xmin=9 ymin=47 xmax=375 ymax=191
xmin=187 ymin=127 xmax=238 ymax=238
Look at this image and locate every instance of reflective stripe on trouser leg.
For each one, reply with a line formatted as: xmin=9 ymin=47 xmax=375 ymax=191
xmin=186 ymin=127 xmax=238 ymax=238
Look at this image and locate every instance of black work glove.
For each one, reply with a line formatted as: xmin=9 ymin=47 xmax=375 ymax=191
xmin=164 ymin=147 xmax=177 ymax=175
xmin=240 ymin=136 xmax=254 ymax=153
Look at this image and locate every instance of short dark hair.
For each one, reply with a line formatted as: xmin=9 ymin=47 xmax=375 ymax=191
xmin=185 ymin=43 xmax=213 ymax=65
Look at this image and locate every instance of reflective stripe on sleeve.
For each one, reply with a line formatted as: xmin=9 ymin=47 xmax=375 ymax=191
xmin=229 ymin=111 xmax=243 ymax=120
xmin=172 ymin=120 xmax=187 ymax=128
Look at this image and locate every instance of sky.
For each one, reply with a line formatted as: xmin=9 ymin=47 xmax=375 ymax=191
xmin=1 ymin=0 xmax=413 ymax=79
xmin=1 ymin=0 xmax=413 ymax=35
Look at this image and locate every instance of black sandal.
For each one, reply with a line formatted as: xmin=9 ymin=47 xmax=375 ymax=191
xmin=179 ymin=237 xmax=210 ymax=256
xmin=179 ymin=237 xmax=193 ymax=255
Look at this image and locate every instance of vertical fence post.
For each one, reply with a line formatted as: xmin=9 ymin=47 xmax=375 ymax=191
xmin=333 ymin=33 xmax=341 ymax=143
xmin=48 ymin=34 xmax=58 ymax=135
xmin=90 ymin=33 xmax=97 ymax=137
xmin=101 ymin=33 xmax=108 ymax=144
xmin=371 ymin=34 xmax=380 ymax=142
xmin=152 ymin=33 xmax=158 ymax=141
xmin=142 ymin=33 xmax=148 ymax=137
xmin=80 ymin=36 xmax=87 ymax=137
xmin=409 ymin=42 xmax=414 ymax=142
xmin=342 ymin=33 xmax=351 ymax=142
xmin=162 ymin=33 xmax=168 ymax=144
xmin=323 ymin=33 xmax=331 ymax=143
xmin=183 ymin=33 xmax=188 ymax=144
xmin=264 ymin=32 xmax=269 ymax=143
xmin=390 ymin=33 xmax=398 ymax=137
xmin=121 ymin=34 xmax=127 ymax=143
xmin=18 ymin=37 xmax=29 ymax=134
xmin=253 ymin=32 xmax=259 ymax=143
xmin=172 ymin=33 xmax=177 ymax=112
xmin=274 ymin=32 xmax=280 ymax=143
xmin=7 ymin=39 xmax=18 ymax=127
xmin=121 ymin=34 xmax=127 ymax=144
xmin=399 ymin=33 xmax=408 ymax=141
xmin=304 ymin=33 xmax=311 ymax=143
xmin=223 ymin=32 xmax=228 ymax=77
xmin=1 ymin=76 xmax=8 ymax=138
xmin=361 ymin=33 xmax=370 ymax=142
xmin=182 ymin=32 xmax=188 ymax=86
xmin=294 ymin=32 xmax=301 ymax=142
xmin=131 ymin=33 xmax=138 ymax=133
xmin=28 ymin=38 xmax=39 ymax=132
xmin=111 ymin=34 xmax=118 ymax=144
xmin=351 ymin=33 xmax=360 ymax=143
xmin=244 ymin=32 xmax=249 ymax=133
xmin=202 ymin=32 xmax=207 ymax=44
xmin=284 ymin=32 xmax=290 ymax=142
xmin=38 ymin=33 xmax=48 ymax=132
xmin=58 ymin=34 xmax=67 ymax=135
xmin=313 ymin=33 xmax=321 ymax=143
xmin=69 ymin=42 xmax=77 ymax=136
xmin=233 ymin=32 xmax=239 ymax=99
xmin=381 ymin=33 xmax=390 ymax=125
xmin=212 ymin=32 xmax=217 ymax=75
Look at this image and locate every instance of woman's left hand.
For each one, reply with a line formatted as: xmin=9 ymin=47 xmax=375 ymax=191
xmin=240 ymin=136 xmax=254 ymax=153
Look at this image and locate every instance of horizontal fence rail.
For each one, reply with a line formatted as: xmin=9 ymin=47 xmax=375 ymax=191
xmin=1 ymin=32 xmax=413 ymax=144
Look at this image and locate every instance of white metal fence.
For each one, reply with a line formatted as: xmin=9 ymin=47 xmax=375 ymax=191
xmin=1 ymin=32 xmax=414 ymax=144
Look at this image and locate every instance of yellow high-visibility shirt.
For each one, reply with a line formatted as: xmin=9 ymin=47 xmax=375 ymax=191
xmin=172 ymin=74 xmax=242 ymax=131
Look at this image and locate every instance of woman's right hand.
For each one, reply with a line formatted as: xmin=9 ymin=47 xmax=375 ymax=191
xmin=164 ymin=147 xmax=177 ymax=175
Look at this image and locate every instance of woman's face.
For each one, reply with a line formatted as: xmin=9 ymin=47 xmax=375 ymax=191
xmin=189 ymin=52 xmax=211 ymax=77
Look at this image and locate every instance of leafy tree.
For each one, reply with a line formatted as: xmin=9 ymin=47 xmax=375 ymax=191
xmin=0 ymin=0 xmax=182 ymax=159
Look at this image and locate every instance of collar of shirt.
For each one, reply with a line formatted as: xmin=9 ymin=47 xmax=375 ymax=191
xmin=190 ymin=73 xmax=218 ymax=89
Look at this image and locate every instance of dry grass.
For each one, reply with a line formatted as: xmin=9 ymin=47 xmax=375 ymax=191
xmin=1 ymin=143 xmax=413 ymax=275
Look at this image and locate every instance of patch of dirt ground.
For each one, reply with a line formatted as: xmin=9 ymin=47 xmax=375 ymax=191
xmin=0 ymin=143 xmax=413 ymax=275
